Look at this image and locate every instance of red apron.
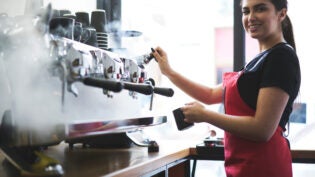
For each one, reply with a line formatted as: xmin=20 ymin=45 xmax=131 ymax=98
xmin=223 ymin=72 xmax=292 ymax=177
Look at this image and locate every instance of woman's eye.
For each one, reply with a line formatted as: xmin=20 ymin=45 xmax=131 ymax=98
xmin=256 ymin=6 xmax=267 ymax=12
xmin=242 ymin=10 xmax=249 ymax=15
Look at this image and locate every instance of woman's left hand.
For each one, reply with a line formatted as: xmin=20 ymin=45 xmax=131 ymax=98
xmin=181 ymin=101 xmax=206 ymax=123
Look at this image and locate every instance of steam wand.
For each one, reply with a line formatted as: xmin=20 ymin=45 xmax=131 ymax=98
xmin=49 ymin=39 xmax=71 ymax=110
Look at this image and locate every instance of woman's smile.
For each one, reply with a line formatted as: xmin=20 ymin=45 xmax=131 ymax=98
xmin=248 ymin=23 xmax=261 ymax=33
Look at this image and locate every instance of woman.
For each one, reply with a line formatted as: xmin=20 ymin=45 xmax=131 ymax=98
xmin=151 ymin=0 xmax=300 ymax=176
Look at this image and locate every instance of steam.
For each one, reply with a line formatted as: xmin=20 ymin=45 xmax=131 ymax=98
xmin=0 ymin=11 xmax=64 ymax=133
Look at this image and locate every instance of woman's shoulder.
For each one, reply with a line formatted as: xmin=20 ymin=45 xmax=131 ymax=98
xmin=244 ymin=43 xmax=298 ymax=72
xmin=269 ymin=43 xmax=297 ymax=58
xmin=267 ymin=43 xmax=299 ymax=65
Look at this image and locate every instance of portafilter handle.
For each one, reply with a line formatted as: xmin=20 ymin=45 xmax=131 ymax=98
xmin=146 ymin=78 xmax=174 ymax=97
xmin=122 ymin=82 xmax=154 ymax=95
xmin=153 ymin=87 xmax=174 ymax=97
xmin=82 ymin=77 xmax=123 ymax=92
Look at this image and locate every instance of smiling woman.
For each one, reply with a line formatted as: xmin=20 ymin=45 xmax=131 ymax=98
xmin=150 ymin=0 xmax=300 ymax=176
xmin=242 ymin=0 xmax=315 ymax=152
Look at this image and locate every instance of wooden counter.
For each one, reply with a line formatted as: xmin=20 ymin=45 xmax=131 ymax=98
xmin=0 ymin=140 xmax=195 ymax=177
xmin=1 ymin=140 xmax=315 ymax=177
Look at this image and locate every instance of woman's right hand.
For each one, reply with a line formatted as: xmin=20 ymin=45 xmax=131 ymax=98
xmin=151 ymin=46 xmax=173 ymax=77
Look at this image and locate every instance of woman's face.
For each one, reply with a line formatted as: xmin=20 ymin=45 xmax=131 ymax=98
xmin=241 ymin=0 xmax=286 ymax=42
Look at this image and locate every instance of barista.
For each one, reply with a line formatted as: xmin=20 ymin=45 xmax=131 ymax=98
xmin=151 ymin=0 xmax=301 ymax=176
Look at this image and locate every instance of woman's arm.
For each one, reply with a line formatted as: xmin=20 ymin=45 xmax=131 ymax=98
xmin=167 ymin=70 xmax=223 ymax=104
xmin=183 ymin=87 xmax=289 ymax=142
xmin=152 ymin=46 xmax=223 ymax=105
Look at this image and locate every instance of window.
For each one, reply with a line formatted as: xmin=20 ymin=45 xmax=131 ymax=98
xmin=284 ymin=0 xmax=315 ymax=150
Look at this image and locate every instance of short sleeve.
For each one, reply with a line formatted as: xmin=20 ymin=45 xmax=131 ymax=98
xmin=260 ymin=47 xmax=300 ymax=97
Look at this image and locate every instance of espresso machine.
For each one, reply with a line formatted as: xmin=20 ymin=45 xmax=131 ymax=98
xmin=0 ymin=4 xmax=173 ymax=176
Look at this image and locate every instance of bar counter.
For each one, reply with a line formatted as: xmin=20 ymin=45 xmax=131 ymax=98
xmin=0 ymin=140 xmax=315 ymax=177
xmin=0 ymin=140 xmax=195 ymax=177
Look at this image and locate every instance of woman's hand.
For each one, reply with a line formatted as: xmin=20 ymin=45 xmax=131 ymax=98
xmin=151 ymin=46 xmax=173 ymax=77
xmin=181 ymin=101 xmax=207 ymax=123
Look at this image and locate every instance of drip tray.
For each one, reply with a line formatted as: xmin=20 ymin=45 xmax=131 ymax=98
xmin=65 ymin=116 xmax=167 ymax=148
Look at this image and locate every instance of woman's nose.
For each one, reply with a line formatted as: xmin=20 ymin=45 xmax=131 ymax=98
xmin=248 ymin=12 xmax=256 ymax=21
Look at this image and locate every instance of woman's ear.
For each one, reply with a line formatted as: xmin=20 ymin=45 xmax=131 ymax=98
xmin=279 ymin=8 xmax=287 ymax=21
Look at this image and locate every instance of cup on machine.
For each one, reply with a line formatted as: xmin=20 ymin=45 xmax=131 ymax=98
xmin=75 ymin=11 xmax=90 ymax=28
xmin=49 ymin=17 xmax=75 ymax=40
xmin=90 ymin=9 xmax=110 ymax=50
xmin=90 ymin=9 xmax=107 ymax=33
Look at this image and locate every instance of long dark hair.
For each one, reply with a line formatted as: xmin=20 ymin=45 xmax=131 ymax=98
xmin=241 ymin=0 xmax=296 ymax=50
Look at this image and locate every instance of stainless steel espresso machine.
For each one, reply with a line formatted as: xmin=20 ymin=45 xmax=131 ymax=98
xmin=0 ymin=3 xmax=173 ymax=176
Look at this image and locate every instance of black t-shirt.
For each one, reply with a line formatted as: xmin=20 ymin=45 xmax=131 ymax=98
xmin=238 ymin=43 xmax=301 ymax=130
